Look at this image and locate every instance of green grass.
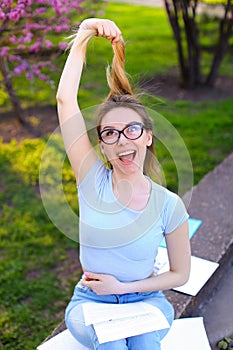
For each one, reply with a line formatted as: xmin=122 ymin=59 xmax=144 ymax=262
xmin=0 ymin=138 xmax=79 ymax=349
xmin=152 ymin=98 xmax=233 ymax=191
xmin=0 ymin=2 xmax=233 ymax=349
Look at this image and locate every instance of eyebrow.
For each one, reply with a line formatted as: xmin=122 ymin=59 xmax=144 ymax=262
xmin=101 ymin=125 xmax=116 ymax=130
xmin=101 ymin=122 xmax=141 ymax=131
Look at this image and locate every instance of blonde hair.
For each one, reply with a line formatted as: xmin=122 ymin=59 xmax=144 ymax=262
xmin=69 ymin=27 xmax=161 ymax=182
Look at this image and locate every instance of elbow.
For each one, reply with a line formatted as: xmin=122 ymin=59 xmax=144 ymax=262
xmin=178 ymin=274 xmax=190 ymax=286
xmin=56 ymin=91 xmax=64 ymax=105
xmin=56 ymin=91 xmax=77 ymax=108
xmin=56 ymin=87 xmax=70 ymax=105
xmin=173 ymin=269 xmax=190 ymax=288
xmin=179 ymin=265 xmax=191 ymax=286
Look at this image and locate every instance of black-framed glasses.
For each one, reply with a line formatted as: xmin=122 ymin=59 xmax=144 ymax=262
xmin=98 ymin=122 xmax=144 ymax=145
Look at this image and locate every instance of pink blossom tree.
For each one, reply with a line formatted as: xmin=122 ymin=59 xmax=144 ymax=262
xmin=0 ymin=0 xmax=104 ymax=125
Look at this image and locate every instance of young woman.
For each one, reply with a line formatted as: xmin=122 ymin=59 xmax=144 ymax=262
xmin=56 ymin=18 xmax=191 ymax=350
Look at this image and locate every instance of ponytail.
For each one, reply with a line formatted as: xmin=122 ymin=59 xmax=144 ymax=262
xmin=68 ymin=28 xmax=134 ymax=98
xmin=106 ymin=37 xmax=134 ymax=98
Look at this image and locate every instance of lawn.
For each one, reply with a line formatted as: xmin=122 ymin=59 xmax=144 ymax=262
xmin=0 ymin=2 xmax=233 ymax=349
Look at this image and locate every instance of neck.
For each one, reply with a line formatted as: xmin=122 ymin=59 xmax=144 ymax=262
xmin=112 ymin=169 xmax=147 ymax=189
xmin=112 ymin=169 xmax=151 ymax=210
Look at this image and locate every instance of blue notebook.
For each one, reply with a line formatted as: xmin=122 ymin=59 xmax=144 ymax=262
xmin=160 ymin=218 xmax=202 ymax=248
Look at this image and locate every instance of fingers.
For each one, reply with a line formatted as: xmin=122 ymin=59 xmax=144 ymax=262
xmin=105 ymin=20 xmax=122 ymax=44
xmin=97 ymin=20 xmax=121 ymax=42
xmin=80 ymin=18 xmax=122 ymax=44
xmin=83 ymin=271 xmax=100 ymax=281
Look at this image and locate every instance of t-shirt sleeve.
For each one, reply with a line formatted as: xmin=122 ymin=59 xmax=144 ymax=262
xmin=163 ymin=191 xmax=189 ymax=234
xmin=78 ymin=158 xmax=105 ymax=190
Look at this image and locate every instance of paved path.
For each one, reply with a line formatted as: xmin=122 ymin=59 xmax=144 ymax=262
xmin=108 ymin=0 xmax=163 ymax=7
xmin=182 ymin=152 xmax=233 ymax=349
xmin=201 ymin=263 xmax=233 ymax=349
xmin=108 ymin=0 xmax=224 ymax=16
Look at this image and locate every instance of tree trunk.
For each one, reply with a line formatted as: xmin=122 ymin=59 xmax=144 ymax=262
xmin=165 ymin=0 xmax=202 ymax=88
xmin=181 ymin=0 xmax=202 ymax=87
xmin=206 ymin=2 xmax=233 ymax=86
xmin=0 ymin=57 xmax=26 ymax=125
xmin=164 ymin=0 xmax=189 ymax=84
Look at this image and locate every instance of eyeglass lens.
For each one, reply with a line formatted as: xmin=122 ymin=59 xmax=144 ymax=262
xmin=100 ymin=123 xmax=143 ymax=144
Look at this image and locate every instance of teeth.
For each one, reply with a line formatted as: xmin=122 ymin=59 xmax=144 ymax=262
xmin=118 ymin=150 xmax=135 ymax=157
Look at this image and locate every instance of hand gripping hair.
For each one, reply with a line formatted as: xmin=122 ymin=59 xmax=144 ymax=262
xmin=67 ymin=26 xmax=134 ymax=98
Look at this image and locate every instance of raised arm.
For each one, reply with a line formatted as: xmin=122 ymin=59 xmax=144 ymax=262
xmin=56 ymin=19 xmax=121 ymax=184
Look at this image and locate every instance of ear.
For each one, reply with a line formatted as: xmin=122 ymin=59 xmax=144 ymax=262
xmin=146 ymin=131 xmax=153 ymax=147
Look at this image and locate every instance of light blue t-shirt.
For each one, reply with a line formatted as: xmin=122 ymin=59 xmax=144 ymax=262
xmin=78 ymin=159 xmax=189 ymax=282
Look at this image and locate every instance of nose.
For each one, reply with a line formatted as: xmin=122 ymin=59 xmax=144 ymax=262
xmin=117 ymin=131 xmax=129 ymax=145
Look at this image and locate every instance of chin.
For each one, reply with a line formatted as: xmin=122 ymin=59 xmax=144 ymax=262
xmin=116 ymin=162 xmax=142 ymax=175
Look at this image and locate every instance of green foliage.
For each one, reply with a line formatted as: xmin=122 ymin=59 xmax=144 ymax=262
xmin=218 ymin=337 xmax=233 ymax=349
xmin=203 ymin=0 xmax=229 ymax=4
xmin=0 ymin=89 xmax=8 ymax=105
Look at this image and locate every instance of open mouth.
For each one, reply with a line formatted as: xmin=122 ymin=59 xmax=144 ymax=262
xmin=118 ymin=150 xmax=136 ymax=164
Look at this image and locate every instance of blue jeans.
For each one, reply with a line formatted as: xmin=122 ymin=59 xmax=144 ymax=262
xmin=65 ymin=283 xmax=174 ymax=350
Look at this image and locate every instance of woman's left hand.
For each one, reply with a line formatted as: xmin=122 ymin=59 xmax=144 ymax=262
xmin=82 ymin=272 xmax=124 ymax=295
xmin=79 ymin=18 xmax=122 ymax=45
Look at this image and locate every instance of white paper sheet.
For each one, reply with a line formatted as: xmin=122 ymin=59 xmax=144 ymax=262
xmin=37 ymin=317 xmax=211 ymax=350
xmin=154 ymin=247 xmax=219 ymax=296
xmin=161 ymin=317 xmax=211 ymax=350
xmin=82 ymin=301 xmax=165 ymax=325
xmin=94 ymin=313 xmax=169 ymax=344
xmin=154 ymin=246 xmax=170 ymax=275
xmin=91 ymin=306 xmax=170 ymax=344
xmin=173 ymin=255 xmax=219 ymax=295
xmin=82 ymin=301 xmax=170 ymax=344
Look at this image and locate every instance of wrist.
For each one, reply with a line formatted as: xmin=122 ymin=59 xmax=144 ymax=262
xmin=118 ymin=281 xmax=132 ymax=295
xmin=118 ymin=275 xmax=156 ymax=295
